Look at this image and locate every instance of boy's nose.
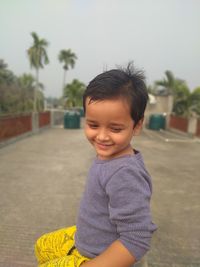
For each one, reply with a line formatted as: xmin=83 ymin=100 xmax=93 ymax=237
xmin=96 ymin=129 xmax=109 ymax=142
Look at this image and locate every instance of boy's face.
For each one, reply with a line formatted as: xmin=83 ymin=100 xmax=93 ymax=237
xmin=84 ymin=97 xmax=143 ymax=160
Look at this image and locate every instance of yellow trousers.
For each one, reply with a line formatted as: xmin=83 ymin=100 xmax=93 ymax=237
xmin=35 ymin=226 xmax=90 ymax=267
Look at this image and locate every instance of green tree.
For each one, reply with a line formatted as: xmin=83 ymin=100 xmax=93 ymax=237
xmin=0 ymin=59 xmax=16 ymax=85
xmin=36 ymin=89 xmax=45 ymax=111
xmin=64 ymin=79 xmax=85 ymax=107
xmin=172 ymin=83 xmax=190 ymax=116
xmin=58 ymin=49 xmax=77 ymax=92
xmin=189 ymin=87 xmax=200 ymax=116
xmin=27 ymin=32 xmax=49 ymax=112
xmin=155 ymin=70 xmax=190 ymax=116
xmin=18 ymin=73 xmax=36 ymax=90
xmin=18 ymin=74 xmax=34 ymax=112
xmin=155 ymin=70 xmax=186 ymax=95
xmin=0 ymin=84 xmax=21 ymax=114
xmin=17 ymin=73 xmax=44 ymax=112
xmin=0 ymin=60 xmax=19 ymax=114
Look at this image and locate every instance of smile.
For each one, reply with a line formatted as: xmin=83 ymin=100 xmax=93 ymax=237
xmin=95 ymin=142 xmax=113 ymax=150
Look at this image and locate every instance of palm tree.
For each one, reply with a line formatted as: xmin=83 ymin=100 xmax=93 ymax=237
xmin=172 ymin=85 xmax=190 ymax=116
xmin=189 ymin=87 xmax=200 ymax=116
xmin=27 ymin=32 xmax=49 ymax=112
xmin=64 ymin=79 xmax=85 ymax=108
xmin=58 ymin=49 xmax=77 ymax=93
xmin=155 ymin=70 xmax=180 ymax=95
xmin=18 ymin=73 xmax=44 ymax=91
xmin=18 ymin=73 xmax=36 ymax=90
xmin=155 ymin=70 xmax=190 ymax=116
xmin=18 ymin=73 xmax=44 ymax=112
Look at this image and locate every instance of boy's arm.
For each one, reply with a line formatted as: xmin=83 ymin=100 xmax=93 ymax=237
xmin=81 ymin=240 xmax=136 ymax=267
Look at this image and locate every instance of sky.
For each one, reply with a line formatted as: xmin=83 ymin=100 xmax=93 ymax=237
xmin=0 ymin=0 xmax=200 ymax=98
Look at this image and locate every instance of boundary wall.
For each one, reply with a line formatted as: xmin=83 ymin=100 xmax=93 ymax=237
xmin=0 ymin=111 xmax=51 ymax=146
xmin=169 ymin=115 xmax=200 ymax=137
xmin=1 ymin=111 xmax=199 ymax=147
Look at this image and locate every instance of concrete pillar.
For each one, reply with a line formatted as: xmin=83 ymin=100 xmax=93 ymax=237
xmin=167 ymin=95 xmax=174 ymax=114
xmin=166 ymin=95 xmax=174 ymax=129
xmin=188 ymin=116 xmax=198 ymax=136
xmin=32 ymin=112 xmax=39 ymax=133
xmin=50 ymin=110 xmax=54 ymax=127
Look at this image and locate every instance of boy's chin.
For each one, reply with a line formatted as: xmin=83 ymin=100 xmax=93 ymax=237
xmin=96 ymin=150 xmax=112 ymax=160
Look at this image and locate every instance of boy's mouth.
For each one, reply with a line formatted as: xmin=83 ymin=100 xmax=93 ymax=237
xmin=95 ymin=142 xmax=113 ymax=150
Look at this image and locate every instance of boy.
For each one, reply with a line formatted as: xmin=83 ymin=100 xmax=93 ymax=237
xmin=35 ymin=63 xmax=157 ymax=267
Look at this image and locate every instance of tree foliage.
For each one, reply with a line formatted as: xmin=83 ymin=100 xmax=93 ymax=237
xmin=189 ymin=87 xmax=200 ymax=115
xmin=1 ymin=32 xmax=81 ymax=114
xmin=0 ymin=59 xmax=16 ymax=85
xmin=64 ymin=79 xmax=85 ymax=107
xmin=0 ymin=59 xmax=45 ymax=114
xmin=155 ymin=70 xmax=188 ymax=95
xmin=27 ymin=32 xmax=49 ymax=111
xmin=58 ymin=49 xmax=77 ymax=90
xmin=27 ymin=32 xmax=49 ymax=69
xmin=154 ymin=70 xmax=200 ymax=116
xmin=58 ymin=49 xmax=77 ymax=70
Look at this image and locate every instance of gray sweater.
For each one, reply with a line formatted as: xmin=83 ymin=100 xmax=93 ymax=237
xmin=75 ymin=152 xmax=157 ymax=261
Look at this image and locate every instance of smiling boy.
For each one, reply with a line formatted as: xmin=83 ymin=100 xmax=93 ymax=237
xmin=35 ymin=63 xmax=157 ymax=267
xmin=84 ymin=97 xmax=142 ymax=160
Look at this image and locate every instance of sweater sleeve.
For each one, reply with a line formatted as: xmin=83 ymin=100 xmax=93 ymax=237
xmin=105 ymin=165 xmax=157 ymax=261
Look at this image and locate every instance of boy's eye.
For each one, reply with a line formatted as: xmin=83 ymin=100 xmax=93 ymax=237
xmin=88 ymin=124 xmax=98 ymax=129
xmin=110 ymin=128 xmax=123 ymax=133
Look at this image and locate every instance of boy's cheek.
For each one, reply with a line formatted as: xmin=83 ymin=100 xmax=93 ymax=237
xmin=84 ymin=126 xmax=90 ymax=135
xmin=84 ymin=129 xmax=94 ymax=141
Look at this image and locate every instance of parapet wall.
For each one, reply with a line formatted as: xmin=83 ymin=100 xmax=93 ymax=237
xmin=0 ymin=113 xmax=32 ymax=141
xmin=196 ymin=119 xmax=200 ymax=137
xmin=169 ymin=115 xmax=188 ymax=133
xmin=39 ymin=111 xmax=51 ymax=128
xmin=0 ymin=111 xmax=51 ymax=143
xmin=169 ymin=115 xmax=200 ymax=137
xmin=1 ymin=111 xmax=199 ymax=146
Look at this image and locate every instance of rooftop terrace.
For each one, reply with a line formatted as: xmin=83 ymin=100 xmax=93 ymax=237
xmin=0 ymin=127 xmax=199 ymax=267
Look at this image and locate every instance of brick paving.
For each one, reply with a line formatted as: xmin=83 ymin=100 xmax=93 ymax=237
xmin=0 ymin=127 xmax=200 ymax=267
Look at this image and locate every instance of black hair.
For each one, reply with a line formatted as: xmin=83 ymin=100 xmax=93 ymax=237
xmin=83 ymin=62 xmax=149 ymax=126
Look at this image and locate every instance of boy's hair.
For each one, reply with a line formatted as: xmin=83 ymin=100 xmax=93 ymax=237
xmin=83 ymin=62 xmax=149 ymax=126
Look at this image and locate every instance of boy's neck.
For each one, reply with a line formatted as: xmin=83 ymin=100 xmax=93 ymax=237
xmin=97 ymin=145 xmax=135 ymax=160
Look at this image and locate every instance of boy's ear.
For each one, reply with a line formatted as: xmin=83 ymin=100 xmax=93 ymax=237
xmin=133 ymin=118 xmax=144 ymax=136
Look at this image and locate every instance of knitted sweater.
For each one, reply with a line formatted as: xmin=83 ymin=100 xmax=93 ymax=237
xmin=75 ymin=152 xmax=157 ymax=261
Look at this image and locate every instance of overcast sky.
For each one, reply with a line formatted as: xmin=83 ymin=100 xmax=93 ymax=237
xmin=0 ymin=0 xmax=200 ymax=97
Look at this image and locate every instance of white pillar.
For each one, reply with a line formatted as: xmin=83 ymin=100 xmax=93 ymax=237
xmin=32 ymin=112 xmax=39 ymax=133
xmin=188 ymin=116 xmax=197 ymax=136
